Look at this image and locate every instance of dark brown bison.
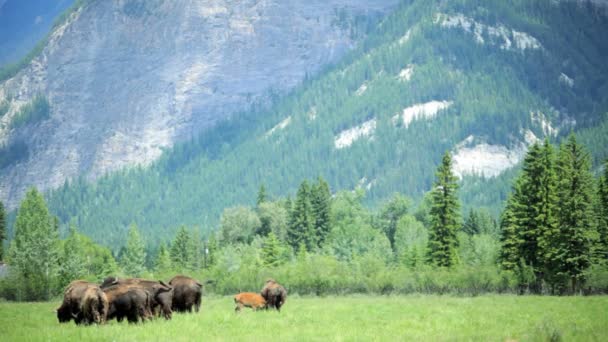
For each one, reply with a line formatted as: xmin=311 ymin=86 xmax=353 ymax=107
xmin=100 ymin=277 xmax=173 ymax=319
xmin=168 ymin=275 xmax=203 ymax=313
xmin=103 ymin=285 xmax=152 ymax=323
xmin=57 ymin=280 xmax=108 ymax=325
xmin=234 ymin=292 xmax=267 ymax=312
xmin=260 ymin=279 xmax=287 ymax=312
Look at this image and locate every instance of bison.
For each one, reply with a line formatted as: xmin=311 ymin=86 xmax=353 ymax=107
xmin=101 ymin=277 xmax=173 ymax=319
xmin=234 ymin=292 xmax=267 ymax=312
xmin=57 ymin=280 xmax=108 ymax=325
xmin=103 ymin=285 xmax=152 ymax=323
xmin=260 ymin=279 xmax=287 ymax=312
xmin=168 ymin=275 xmax=203 ymax=313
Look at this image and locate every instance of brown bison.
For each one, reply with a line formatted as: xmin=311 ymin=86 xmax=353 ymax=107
xmin=103 ymin=285 xmax=152 ymax=323
xmin=168 ymin=275 xmax=203 ymax=313
xmin=100 ymin=277 xmax=173 ymax=319
xmin=57 ymin=280 xmax=108 ymax=325
xmin=234 ymin=292 xmax=267 ymax=312
xmin=260 ymin=279 xmax=287 ymax=312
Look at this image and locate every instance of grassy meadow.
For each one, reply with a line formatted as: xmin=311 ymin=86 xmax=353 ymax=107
xmin=0 ymin=295 xmax=607 ymax=341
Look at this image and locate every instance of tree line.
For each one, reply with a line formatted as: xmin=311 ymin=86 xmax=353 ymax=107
xmin=2 ymin=133 xmax=606 ymax=300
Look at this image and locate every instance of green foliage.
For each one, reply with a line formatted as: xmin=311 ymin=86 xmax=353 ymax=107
xmin=120 ymin=223 xmax=146 ymax=277
xmin=261 ymin=232 xmax=284 ymax=267
xmin=154 ymin=243 xmax=172 ymax=274
xmin=377 ymin=194 xmax=411 ymax=250
xmin=256 ymin=184 xmax=268 ymax=208
xmin=427 ymin=152 xmax=461 ymax=267
xmin=287 ymin=181 xmax=316 ymax=250
xmin=0 ymin=141 xmax=29 ymax=170
xmin=311 ymin=177 xmax=332 ymax=247
xmin=170 ymin=226 xmax=194 ymax=271
xmin=9 ymin=95 xmax=50 ymax=130
xmin=7 ymin=188 xmax=60 ymax=300
xmin=554 ymin=134 xmax=598 ymax=292
xmin=597 ymin=161 xmax=608 ymax=262
xmin=256 ymin=201 xmax=288 ymax=240
xmin=394 ymin=215 xmax=427 ymax=267
xmin=499 ymin=197 xmax=521 ymax=271
xmin=0 ymin=201 xmax=5 ymax=261
xmin=218 ymin=207 xmax=260 ymax=245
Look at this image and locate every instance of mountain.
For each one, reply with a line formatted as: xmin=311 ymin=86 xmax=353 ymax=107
xmin=0 ymin=0 xmax=399 ymax=208
xmin=0 ymin=0 xmax=74 ymax=66
xmin=7 ymin=0 xmax=608 ymax=249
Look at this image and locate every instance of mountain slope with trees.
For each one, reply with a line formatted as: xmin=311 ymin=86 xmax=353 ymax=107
xmin=33 ymin=0 xmax=608 ymax=249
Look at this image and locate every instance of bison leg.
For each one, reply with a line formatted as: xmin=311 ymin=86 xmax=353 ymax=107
xmin=195 ymin=293 xmax=202 ymax=313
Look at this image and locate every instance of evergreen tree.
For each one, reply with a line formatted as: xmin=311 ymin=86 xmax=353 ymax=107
xmin=8 ymin=188 xmax=60 ymax=300
xmin=555 ymin=134 xmax=597 ymax=292
xmin=256 ymin=184 xmax=268 ymax=208
xmin=155 ymin=242 xmax=172 ymax=274
xmin=311 ymin=177 xmax=332 ymax=248
xmin=0 ymin=201 xmax=5 ymax=261
xmin=509 ymin=141 xmax=559 ymax=292
xmin=499 ymin=196 xmax=522 ymax=271
xmin=287 ymin=180 xmax=316 ymax=250
xmin=190 ymin=230 xmax=203 ymax=271
xmin=427 ymin=152 xmax=461 ymax=267
xmin=120 ymin=223 xmax=146 ymax=277
xmin=170 ymin=226 xmax=193 ymax=270
xmin=462 ymin=209 xmax=481 ymax=235
xmin=261 ymin=232 xmax=282 ymax=267
xmin=597 ymin=160 xmax=608 ymax=262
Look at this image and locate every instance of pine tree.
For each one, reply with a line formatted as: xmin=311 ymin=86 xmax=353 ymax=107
xmin=120 ymin=223 xmax=146 ymax=277
xmin=555 ymin=134 xmax=597 ymax=292
xmin=287 ymin=180 xmax=316 ymax=250
xmin=499 ymin=196 xmax=522 ymax=271
xmin=427 ymin=152 xmax=461 ymax=267
xmin=189 ymin=230 xmax=203 ymax=271
xmin=155 ymin=242 xmax=172 ymax=274
xmin=170 ymin=226 xmax=193 ymax=270
xmin=261 ymin=232 xmax=282 ymax=267
xmin=311 ymin=177 xmax=332 ymax=248
xmin=597 ymin=160 xmax=608 ymax=262
xmin=257 ymin=184 xmax=268 ymax=208
xmin=509 ymin=140 xmax=559 ymax=292
xmin=0 ymin=201 xmax=6 ymax=261
xmin=8 ymin=188 xmax=60 ymax=300
xmin=462 ymin=209 xmax=481 ymax=235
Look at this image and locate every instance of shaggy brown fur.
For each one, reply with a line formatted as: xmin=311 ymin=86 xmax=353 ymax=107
xmin=100 ymin=277 xmax=173 ymax=319
xmin=234 ymin=292 xmax=267 ymax=312
xmin=169 ymin=275 xmax=203 ymax=313
xmin=103 ymin=285 xmax=152 ymax=324
xmin=57 ymin=280 xmax=108 ymax=325
xmin=260 ymin=279 xmax=287 ymax=312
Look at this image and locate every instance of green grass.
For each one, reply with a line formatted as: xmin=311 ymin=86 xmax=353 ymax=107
xmin=0 ymin=295 xmax=606 ymax=341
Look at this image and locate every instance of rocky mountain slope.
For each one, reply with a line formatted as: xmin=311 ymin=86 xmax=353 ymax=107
xmin=0 ymin=0 xmax=398 ymax=208
xmin=40 ymin=0 xmax=608 ymax=247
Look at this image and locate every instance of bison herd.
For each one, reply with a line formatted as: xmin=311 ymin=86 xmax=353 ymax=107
xmin=57 ymin=276 xmax=287 ymax=325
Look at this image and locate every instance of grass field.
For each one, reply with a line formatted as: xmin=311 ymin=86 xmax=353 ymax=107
xmin=0 ymin=295 xmax=607 ymax=341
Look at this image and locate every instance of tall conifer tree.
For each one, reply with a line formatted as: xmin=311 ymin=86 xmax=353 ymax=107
xmin=555 ymin=134 xmax=597 ymax=292
xmin=311 ymin=177 xmax=332 ymax=248
xmin=499 ymin=195 xmax=521 ymax=271
xmin=287 ymin=180 xmax=316 ymax=250
xmin=598 ymin=160 xmax=608 ymax=262
xmin=427 ymin=152 xmax=461 ymax=267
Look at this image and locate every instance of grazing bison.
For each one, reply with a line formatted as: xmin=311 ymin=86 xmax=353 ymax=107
xmin=260 ymin=279 xmax=287 ymax=312
xmin=168 ymin=275 xmax=203 ymax=313
xmin=103 ymin=285 xmax=152 ymax=323
xmin=57 ymin=280 xmax=108 ymax=325
xmin=101 ymin=277 xmax=173 ymax=319
xmin=234 ymin=292 xmax=267 ymax=312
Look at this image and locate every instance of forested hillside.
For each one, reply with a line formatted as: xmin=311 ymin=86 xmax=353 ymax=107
xmin=40 ymin=0 xmax=608 ymax=248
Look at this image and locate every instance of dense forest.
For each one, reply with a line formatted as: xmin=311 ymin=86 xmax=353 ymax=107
xmin=1 ymin=136 xmax=607 ymax=300
xmin=22 ymin=0 xmax=608 ymax=249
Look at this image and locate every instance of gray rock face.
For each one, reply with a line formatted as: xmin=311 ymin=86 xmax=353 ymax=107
xmin=0 ymin=0 xmax=398 ymax=208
